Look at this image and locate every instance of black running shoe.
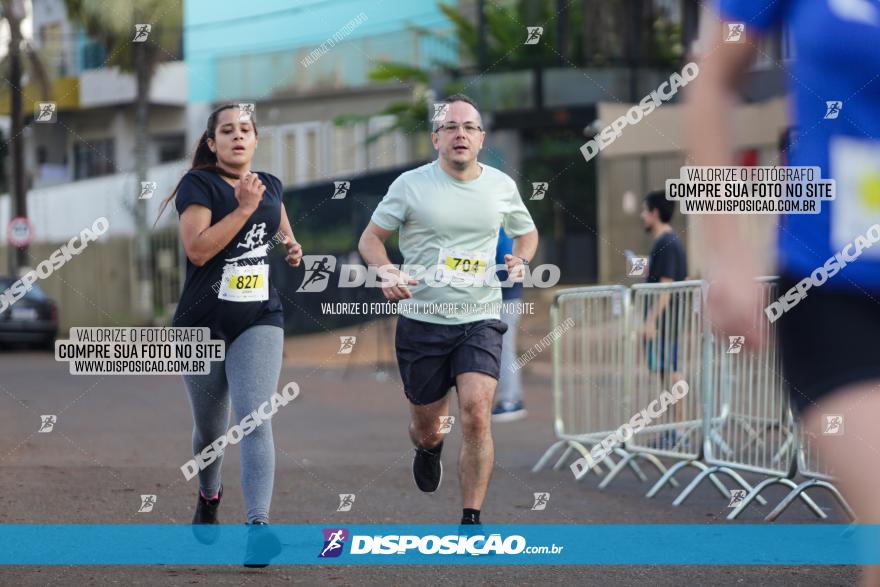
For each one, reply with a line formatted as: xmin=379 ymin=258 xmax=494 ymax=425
xmin=193 ymin=486 xmax=223 ymax=524
xmin=192 ymin=486 xmax=222 ymax=544
xmin=412 ymin=443 xmax=443 ymax=493
xmin=457 ymin=519 xmax=483 ymax=538
xmin=460 ymin=512 xmax=480 ymax=525
xmin=244 ymin=521 xmax=282 ymax=568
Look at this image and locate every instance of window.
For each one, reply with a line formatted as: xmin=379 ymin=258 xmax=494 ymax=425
xmin=154 ymin=134 xmax=186 ymax=163
xmin=73 ymin=138 xmax=115 ymax=179
xmin=81 ymin=37 xmax=108 ymax=71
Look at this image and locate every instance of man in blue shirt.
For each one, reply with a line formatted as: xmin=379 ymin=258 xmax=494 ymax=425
xmin=492 ymin=228 xmax=527 ymax=421
xmin=692 ymin=2 xmax=880 ymax=573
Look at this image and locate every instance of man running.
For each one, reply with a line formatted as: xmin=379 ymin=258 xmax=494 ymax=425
xmin=693 ymin=7 xmax=880 ymax=582
xmin=358 ymin=94 xmax=539 ymax=526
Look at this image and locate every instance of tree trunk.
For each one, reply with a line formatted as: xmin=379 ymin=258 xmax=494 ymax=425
xmin=132 ymin=29 xmax=154 ymax=324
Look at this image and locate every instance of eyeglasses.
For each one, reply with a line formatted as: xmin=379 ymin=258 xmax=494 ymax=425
xmin=434 ymin=123 xmax=483 ymax=134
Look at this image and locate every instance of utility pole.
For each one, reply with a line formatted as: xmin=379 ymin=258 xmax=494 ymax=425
xmin=476 ymin=0 xmax=486 ymax=70
xmin=5 ymin=0 xmax=26 ymax=272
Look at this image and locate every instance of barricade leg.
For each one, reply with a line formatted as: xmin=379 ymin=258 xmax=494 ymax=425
xmin=673 ymin=465 xmax=768 ymax=507
xmin=552 ymin=444 xmax=575 ymax=471
xmin=646 ymin=459 xmax=709 ymax=498
xmin=725 ymin=477 xmax=809 ymax=519
xmin=533 ymin=440 xmax=569 ymax=473
xmin=534 ymin=439 xmax=607 ymax=478
xmin=573 ymin=449 xmax=613 ymax=481
xmin=763 ymin=479 xmax=854 ymax=522
xmin=598 ymin=448 xmax=679 ymax=489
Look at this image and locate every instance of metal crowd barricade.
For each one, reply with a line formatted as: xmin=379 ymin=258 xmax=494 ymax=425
xmin=535 ymin=278 xmax=854 ymax=522
xmin=667 ymin=278 xmax=824 ymax=519
xmin=602 ymin=281 xmax=723 ymax=498
xmin=763 ymin=425 xmax=855 ymax=521
xmin=532 ymin=286 xmax=664 ymax=483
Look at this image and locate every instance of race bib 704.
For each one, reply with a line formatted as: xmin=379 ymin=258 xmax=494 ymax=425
xmin=437 ymin=248 xmax=489 ymax=285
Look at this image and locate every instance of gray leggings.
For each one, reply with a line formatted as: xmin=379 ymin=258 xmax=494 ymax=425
xmin=182 ymin=324 xmax=284 ymax=524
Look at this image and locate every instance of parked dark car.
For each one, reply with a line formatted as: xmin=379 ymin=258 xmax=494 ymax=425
xmin=0 ymin=278 xmax=58 ymax=349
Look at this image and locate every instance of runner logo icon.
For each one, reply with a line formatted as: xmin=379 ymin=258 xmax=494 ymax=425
xmin=530 ymin=182 xmax=548 ymax=200
xmin=139 ymin=181 xmax=157 ymax=200
xmin=524 ymin=26 xmax=543 ymax=44
xmin=823 ymin=414 xmax=844 ymax=435
xmin=238 ymin=103 xmax=255 ymax=122
xmin=338 ymin=336 xmax=356 ymax=354
xmin=38 ymin=415 xmax=56 ymax=433
xmin=437 ymin=416 xmax=455 ymax=434
xmin=332 ymin=181 xmax=350 ymax=199
xmin=319 ymin=528 xmax=348 ymax=558
xmin=824 ymin=101 xmax=843 ymax=119
xmin=431 ymin=103 xmax=449 ymax=123
xmin=531 ymin=492 xmax=550 ymax=510
xmin=725 ymin=23 xmax=744 ymax=42
xmin=297 ymin=255 xmax=337 ymax=292
xmin=35 ymin=102 xmax=57 ymax=123
xmin=133 ymin=24 xmax=151 ymax=42
xmin=238 ymin=223 xmax=267 ymax=251
xmin=728 ymin=489 xmax=747 ymax=507
xmin=138 ymin=495 xmax=157 ymax=513
xmin=628 ymin=257 xmax=647 ymax=276
xmin=337 ymin=494 xmax=355 ymax=512
xmin=727 ymin=336 xmax=745 ymax=354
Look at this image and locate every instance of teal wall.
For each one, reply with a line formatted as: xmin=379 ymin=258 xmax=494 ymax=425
xmin=184 ymin=0 xmax=455 ymax=101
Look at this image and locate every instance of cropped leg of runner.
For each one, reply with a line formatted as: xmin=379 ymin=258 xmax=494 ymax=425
xmin=409 ymin=394 xmax=450 ymax=450
xmin=456 ymin=371 xmax=496 ymax=510
xmin=409 ymin=393 xmax=450 ymax=494
xmin=225 ymin=324 xmax=284 ymax=524
xmin=183 ymin=360 xmax=230 ymax=498
xmin=802 ymin=384 xmax=880 ymax=584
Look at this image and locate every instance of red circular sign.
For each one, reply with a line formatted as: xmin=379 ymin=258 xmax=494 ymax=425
xmin=7 ymin=216 xmax=34 ymax=247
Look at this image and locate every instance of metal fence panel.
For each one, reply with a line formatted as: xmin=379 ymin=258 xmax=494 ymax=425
xmin=533 ymin=286 xmax=631 ymax=474
xmin=625 ymin=280 xmax=705 ymax=461
xmin=703 ymin=279 xmax=797 ymax=479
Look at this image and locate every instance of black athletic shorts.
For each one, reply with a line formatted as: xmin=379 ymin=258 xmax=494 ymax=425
xmin=395 ymin=315 xmax=507 ymax=406
xmin=778 ymin=275 xmax=880 ymax=414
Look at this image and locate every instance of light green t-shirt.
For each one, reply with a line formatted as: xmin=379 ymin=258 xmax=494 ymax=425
xmin=371 ymin=160 xmax=536 ymax=325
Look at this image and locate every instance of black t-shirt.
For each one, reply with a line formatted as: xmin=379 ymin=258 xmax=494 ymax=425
xmin=171 ymin=169 xmax=284 ymax=346
xmin=647 ymin=231 xmax=687 ymax=283
xmin=646 ymin=231 xmax=687 ymax=332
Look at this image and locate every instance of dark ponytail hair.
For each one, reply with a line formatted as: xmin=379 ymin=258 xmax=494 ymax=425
xmin=154 ymin=103 xmax=259 ymax=226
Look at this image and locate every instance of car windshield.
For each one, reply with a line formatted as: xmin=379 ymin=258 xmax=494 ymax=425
xmin=0 ymin=277 xmax=48 ymax=301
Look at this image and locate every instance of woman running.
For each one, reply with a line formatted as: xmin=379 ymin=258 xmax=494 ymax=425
xmin=156 ymin=104 xmax=302 ymax=562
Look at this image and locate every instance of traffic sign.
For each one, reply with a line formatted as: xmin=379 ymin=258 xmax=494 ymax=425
xmin=7 ymin=216 xmax=34 ymax=247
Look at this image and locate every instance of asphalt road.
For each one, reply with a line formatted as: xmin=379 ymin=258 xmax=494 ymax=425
xmin=0 ymin=348 xmax=858 ymax=586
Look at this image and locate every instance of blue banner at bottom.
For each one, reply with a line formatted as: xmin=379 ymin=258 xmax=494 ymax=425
xmin=1 ymin=524 xmax=877 ymax=565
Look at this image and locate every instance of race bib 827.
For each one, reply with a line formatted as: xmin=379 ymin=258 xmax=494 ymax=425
xmin=218 ymin=264 xmax=269 ymax=302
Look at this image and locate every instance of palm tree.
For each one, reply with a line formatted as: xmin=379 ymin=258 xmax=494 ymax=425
xmin=334 ymin=1 xmax=564 ymax=141
xmin=64 ymin=0 xmax=182 ymax=323
xmin=337 ymin=0 xmax=683 ymax=143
